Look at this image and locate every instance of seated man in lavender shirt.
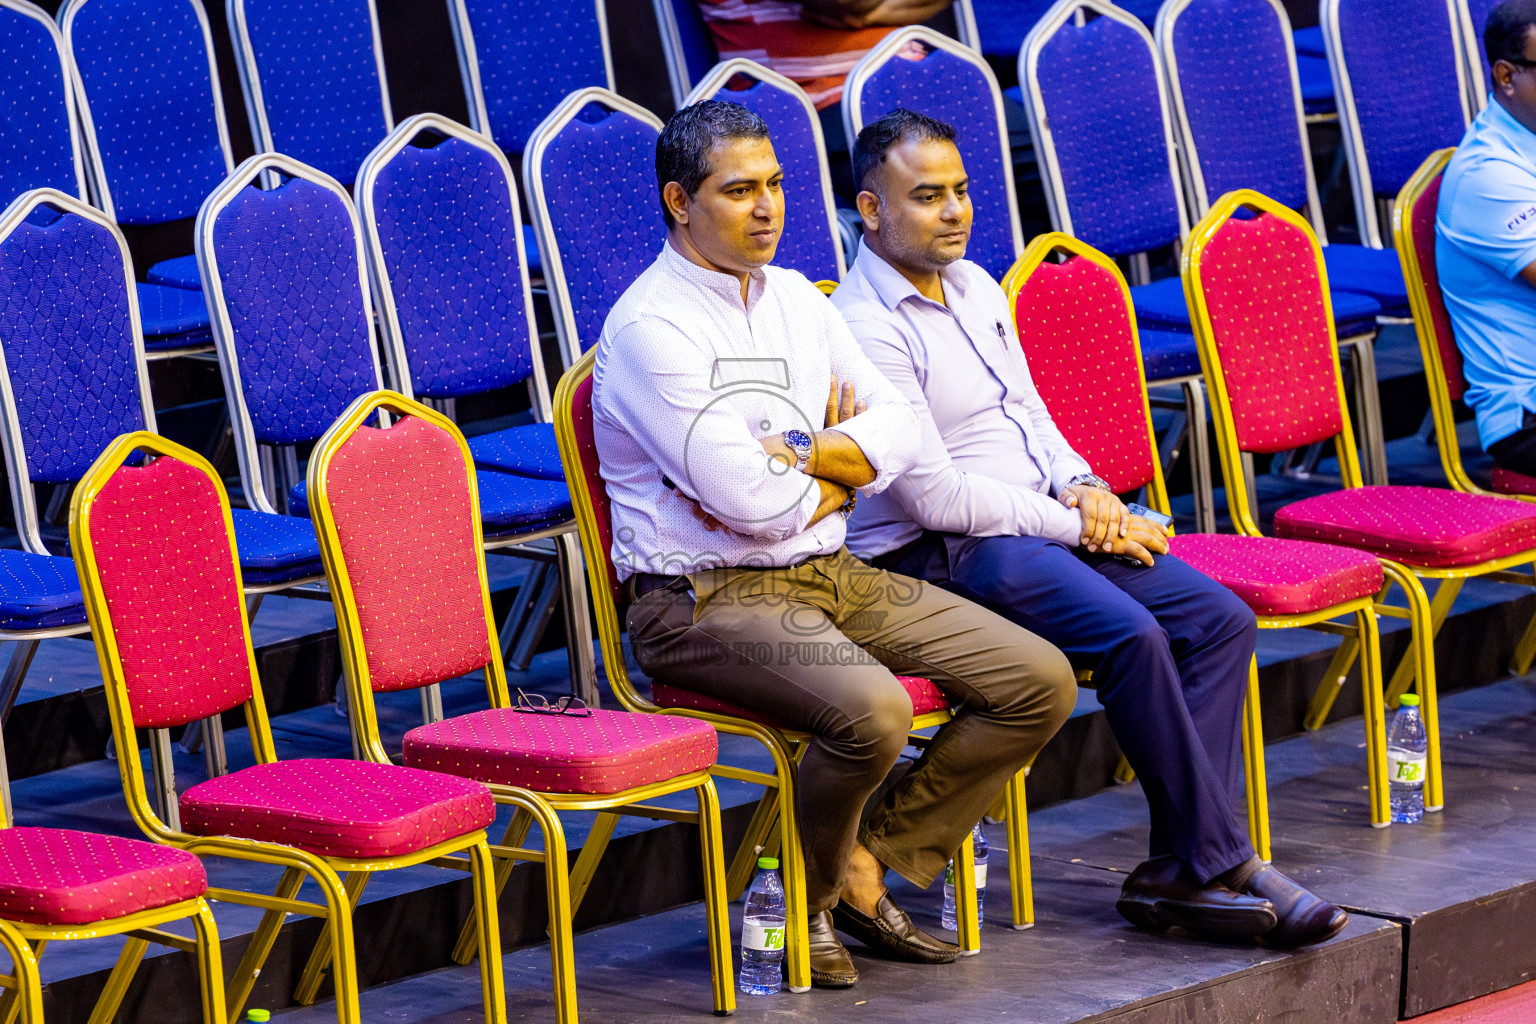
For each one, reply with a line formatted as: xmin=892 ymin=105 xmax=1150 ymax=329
xmin=834 ymin=109 xmax=1347 ymax=949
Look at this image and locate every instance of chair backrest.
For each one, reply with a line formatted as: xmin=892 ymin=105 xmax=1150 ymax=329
xmin=1184 ymin=189 xmax=1363 ymax=532
xmin=971 ymin=0 xmax=1066 ymax=56
xmin=1393 ymin=148 xmax=1475 ymax=488
xmin=449 ymin=0 xmax=613 ymax=156
xmin=1157 ymin=0 xmax=1323 ymax=231
xmin=357 ymin=115 xmax=547 ymax=414
xmin=525 ymin=88 xmax=666 ymax=368
xmin=61 ymin=0 xmax=234 ymax=226
xmin=0 ymin=0 xmax=87 ymax=204
xmin=72 ymin=431 xmax=276 ymax=838
xmin=1457 ymin=0 xmax=1499 ymax=108
xmin=228 ymin=0 xmax=392 ymax=186
xmin=309 ymin=391 xmax=505 ymax=757
xmin=552 ymin=349 xmax=651 ymax=713
xmin=1022 ymin=0 xmax=1188 ymax=259
xmin=1324 ymin=0 xmax=1470 ymax=246
xmin=198 ymin=153 xmax=384 ymax=514
xmin=1002 ymin=233 xmax=1167 ymax=507
xmin=845 ymin=27 xmax=1022 ymax=279
xmin=686 ymin=60 xmax=845 ymax=282
xmin=0 ymin=190 xmax=154 ymax=555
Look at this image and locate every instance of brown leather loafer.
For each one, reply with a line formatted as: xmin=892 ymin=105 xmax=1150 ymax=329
xmin=1240 ymin=864 xmax=1349 ymax=948
xmin=802 ymin=909 xmax=858 ymax=988
xmin=831 ymin=894 xmax=961 ymax=964
xmin=1116 ymin=855 xmax=1277 ymax=941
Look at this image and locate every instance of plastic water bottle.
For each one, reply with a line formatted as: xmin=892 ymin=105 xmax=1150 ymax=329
xmin=739 ymin=856 xmax=785 ymax=995
xmin=1387 ymin=693 xmax=1427 ymax=824
xmin=941 ymin=824 xmax=988 ymax=931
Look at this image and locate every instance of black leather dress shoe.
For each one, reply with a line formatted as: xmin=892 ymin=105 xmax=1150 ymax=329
xmin=1116 ymin=855 xmax=1278 ymax=941
xmin=1239 ymin=863 xmax=1349 ymax=948
xmin=804 ymin=910 xmax=858 ymax=988
xmin=831 ymin=894 xmax=961 ymax=964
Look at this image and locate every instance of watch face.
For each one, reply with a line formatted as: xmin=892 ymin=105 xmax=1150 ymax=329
xmin=784 ymin=429 xmax=813 ymax=450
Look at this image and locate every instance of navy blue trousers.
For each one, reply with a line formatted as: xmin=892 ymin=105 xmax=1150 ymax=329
xmin=878 ymin=533 xmax=1258 ymax=883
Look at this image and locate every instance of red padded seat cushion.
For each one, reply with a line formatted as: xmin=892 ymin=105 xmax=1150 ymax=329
xmin=402 ymin=707 xmax=718 ymax=795
xmin=1274 ymin=486 xmax=1536 ymax=569
xmin=180 ymin=759 xmax=494 ymax=858
xmin=650 ymin=675 xmax=950 ymax=730
xmin=0 ymin=828 xmax=206 ymax=925
xmin=1492 ymin=467 xmax=1536 ymax=497
xmin=1168 ymin=533 xmax=1383 ymax=617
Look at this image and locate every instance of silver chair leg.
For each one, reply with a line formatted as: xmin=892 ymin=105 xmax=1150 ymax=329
xmin=420 ymin=684 xmax=444 ymax=725
xmin=1242 ymin=452 xmax=1260 ymax=523
xmin=1182 ymin=380 xmax=1216 ymax=534
xmin=555 ymin=531 xmax=598 ymax=707
xmin=149 ymin=728 xmax=181 ymax=832
xmin=507 ymin=570 xmax=560 ymax=671
xmin=0 ymin=641 xmax=40 ymax=725
xmin=1348 ymin=335 xmax=1387 ymax=485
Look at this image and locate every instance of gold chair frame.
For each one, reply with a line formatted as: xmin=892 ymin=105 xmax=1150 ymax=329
xmin=307 ymin=390 xmax=734 ymax=1021
xmin=70 ymin=432 xmax=507 ymax=1024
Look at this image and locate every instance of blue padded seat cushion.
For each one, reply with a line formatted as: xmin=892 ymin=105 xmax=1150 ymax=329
xmin=466 ymin=424 xmax=564 ymax=480
xmin=523 ymin=228 xmax=541 ymax=275
xmin=230 ymin=509 xmax=322 ymax=584
xmin=1322 ymin=244 xmax=1410 ymax=315
xmin=1296 ymin=55 xmax=1337 ymax=115
xmin=1137 ymin=328 xmax=1203 ymax=381
xmin=1133 ymin=275 xmax=1383 ymax=335
xmin=135 ymin=282 xmax=210 ymax=336
xmin=288 ymin=469 xmax=572 ymax=532
xmin=146 ymin=255 xmax=203 ymax=291
xmin=1293 ymin=26 xmax=1326 ymax=57
xmin=0 ymin=549 xmax=85 ymax=630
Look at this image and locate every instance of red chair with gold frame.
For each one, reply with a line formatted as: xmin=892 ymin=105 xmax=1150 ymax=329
xmin=1003 ymin=231 xmax=1401 ymax=842
xmin=69 ymin=431 xmax=507 ymax=1024
xmin=304 ymin=389 xmax=734 ymax=1020
xmin=1181 ymin=190 xmax=1536 ymax=819
xmin=1393 ymin=148 xmax=1536 ymax=679
xmin=552 ymin=349 xmax=1022 ymax=986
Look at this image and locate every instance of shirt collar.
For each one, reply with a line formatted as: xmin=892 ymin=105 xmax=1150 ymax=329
xmin=660 ymin=238 xmax=768 ymax=309
xmin=853 ymin=244 xmax=968 ymax=313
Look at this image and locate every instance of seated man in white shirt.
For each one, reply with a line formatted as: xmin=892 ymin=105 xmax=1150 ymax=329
xmin=835 ymin=109 xmax=1347 ymax=949
xmin=596 ymin=100 xmax=1078 ymax=988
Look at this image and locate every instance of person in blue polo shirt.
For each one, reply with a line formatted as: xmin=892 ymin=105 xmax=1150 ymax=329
xmin=1438 ymin=0 xmax=1536 ymax=474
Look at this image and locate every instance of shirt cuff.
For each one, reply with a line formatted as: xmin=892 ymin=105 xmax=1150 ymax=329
xmin=1040 ymin=503 xmax=1085 ymax=547
xmin=1050 ymin=458 xmax=1097 ymax=497
xmin=827 ymin=413 xmax=906 ymax=495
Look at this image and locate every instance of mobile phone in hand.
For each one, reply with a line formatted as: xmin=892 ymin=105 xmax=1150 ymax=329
xmin=1113 ymin=503 xmax=1172 ymax=565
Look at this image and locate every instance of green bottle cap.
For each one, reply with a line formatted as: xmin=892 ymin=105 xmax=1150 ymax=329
xmin=757 ymin=856 xmax=779 ymax=870
xmin=246 ymin=1012 xmax=271 ymax=1023
xmin=1398 ymin=694 xmax=1420 ymax=707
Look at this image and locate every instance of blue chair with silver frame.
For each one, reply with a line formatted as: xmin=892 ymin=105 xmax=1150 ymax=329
xmin=1456 ymin=0 xmax=1502 ymax=110
xmin=843 ymin=25 xmax=1022 ymax=281
xmin=685 ymin=59 xmax=846 ymax=281
xmin=355 ymin=114 xmax=595 ymax=687
xmin=226 ymin=0 xmax=391 ymax=186
xmin=447 ymin=0 xmax=613 ymax=158
xmin=59 ymin=0 xmax=236 ymax=358
xmin=524 ymin=88 xmax=667 ymax=369
xmin=0 ymin=0 xmax=87 ymax=205
xmin=1322 ymin=0 xmax=1471 ymax=251
xmin=197 ymin=152 xmax=592 ymax=700
xmin=652 ymin=0 xmax=982 ymax=110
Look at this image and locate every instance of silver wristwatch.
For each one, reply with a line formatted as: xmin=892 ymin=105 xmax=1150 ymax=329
xmin=1066 ymin=472 xmax=1113 ymax=492
xmin=782 ymin=429 xmax=813 ymax=472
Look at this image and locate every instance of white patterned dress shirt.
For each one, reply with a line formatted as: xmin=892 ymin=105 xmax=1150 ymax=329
xmin=593 ymin=242 xmax=921 ymax=579
xmin=835 ymin=246 xmax=1093 ymax=559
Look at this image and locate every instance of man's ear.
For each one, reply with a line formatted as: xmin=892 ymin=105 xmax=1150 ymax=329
xmin=855 ymin=189 xmax=881 ymax=234
xmin=663 ymin=181 xmax=691 ymax=226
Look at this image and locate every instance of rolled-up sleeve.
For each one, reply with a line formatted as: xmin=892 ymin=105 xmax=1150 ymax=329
xmin=601 ymin=318 xmax=821 ymax=541
xmin=820 ymin=307 xmax=920 ymax=495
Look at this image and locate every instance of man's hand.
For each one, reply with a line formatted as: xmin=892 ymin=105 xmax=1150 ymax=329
xmin=807 ymin=476 xmax=854 ymax=527
xmin=1101 ymin=515 xmax=1171 ymax=567
xmin=1061 ymin=485 xmax=1128 ymax=553
xmin=673 ymin=487 xmax=723 ymax=532
xmin=824 ymin=374 xmax=867 ymax=428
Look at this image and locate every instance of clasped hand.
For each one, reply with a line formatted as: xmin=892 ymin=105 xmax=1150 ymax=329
xmin=1059 ymin=485 xmax=1169 ymax=567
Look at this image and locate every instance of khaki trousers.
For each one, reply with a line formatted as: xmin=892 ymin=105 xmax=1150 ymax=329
xmin=626 ymin=547 xmax=1075 ymax=913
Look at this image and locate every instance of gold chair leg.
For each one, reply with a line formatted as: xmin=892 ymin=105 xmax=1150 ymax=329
xmin=696 ymin=780 xmax=736 ymax=1015
xmin=953 ymin=831 xmax=980 ymax=955
xmin=0 ymin=926 xmax=40 ymax=1024
xmin=226 ymin=867 xmax=305 ymax=1023
xmin=467 ymin=841 xmax=508 ymax=1024
xmin=1385 ymin=563 xmax=1445 ymax=812
xmin=566 ymin=812 xmax=619 ymax=920
xmin=1304 ymin=634 xmax=1362 ymax=731
xmin=1385 ymin=577 xmax=1460 ymax=705
xmin=453 ymin=810 xmax=534 ymax=965
xmin=294 ymin=871 xmax=370 ymax=1005
xmin=725 ymin=788 xmax=781 ymax=900
xmin=1240 ymin=657 xmax=1271 ymax=863
xmin=87 ymin=936 xmax=148 ymax=1024
xmin=190 ymin=900 xmax=228 ymax=1024
xmin=1004 ymin=770 xmax=1034 ymax=930
xmin=1357 ymin=606 xmax=1390 ymax=827
xmin=772 ymin=748 xmax=810 ymax=994
xmin=1113 ymin=755 xmax=1136 ymax=784
xmin=531 ymin=802 xmax=578 ymax=1024
xmin=312 ymin=865 xmax=362 ymax=1024
xmin=1511 ymin=605 xmax=1536 ymax=676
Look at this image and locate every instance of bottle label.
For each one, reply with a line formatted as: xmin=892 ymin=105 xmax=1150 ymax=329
xmin=944 ymin=860 xmax=955 ymax=885
xmin=975 ymin=863 xmax=987 ymax=890
xmin=741 ymin=922 xmax=785 ymax=952
xmin=1389 ymin=753 xmax=1426 ymax=783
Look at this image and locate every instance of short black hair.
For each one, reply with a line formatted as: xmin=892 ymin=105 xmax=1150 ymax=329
xmin=655 ymin=100 xmax=771 ymax=227
xmin=851 ymin=109 xmax=959 ymax=195
xmin=1486 ymin=0 xmax=1536 ymax=66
